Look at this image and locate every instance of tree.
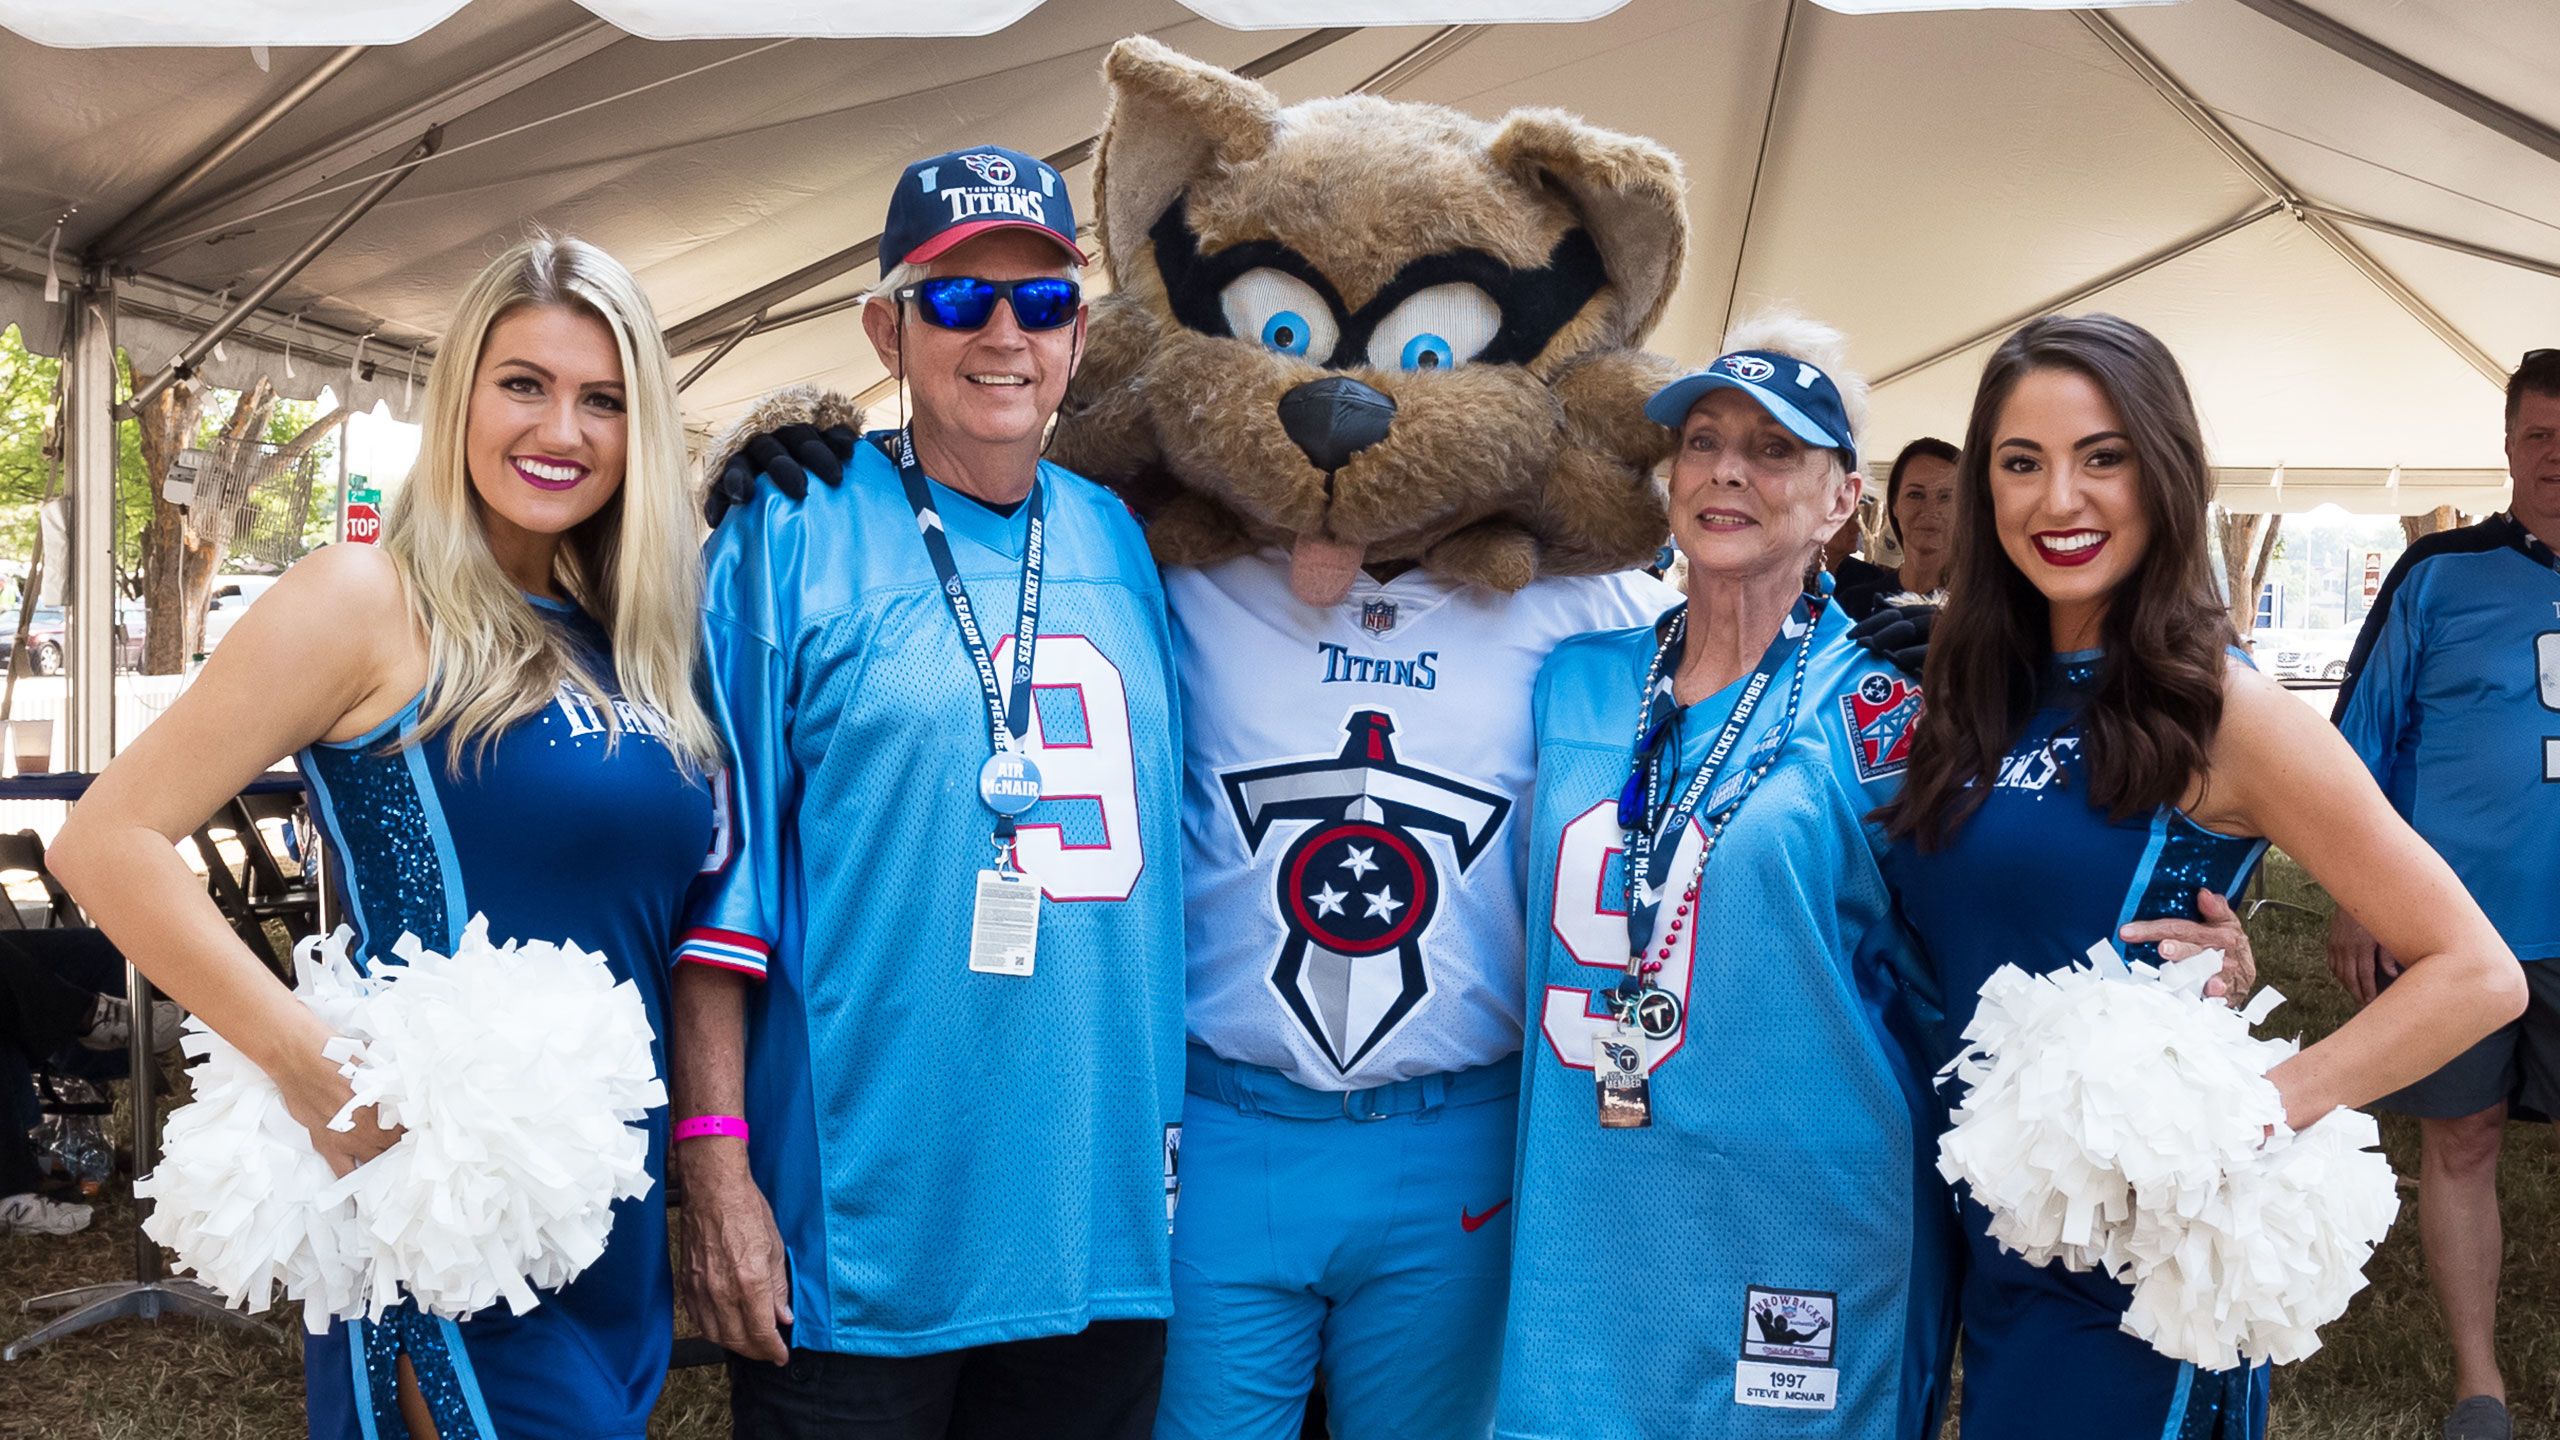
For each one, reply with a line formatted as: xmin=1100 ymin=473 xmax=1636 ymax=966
xmin=126 ymin=362 xmax=348 ymax=672
xmin=2216 ymin=507 xmax=2283 ymax=638
xmin=2400 ymin=505 xmax=2466 ymax=545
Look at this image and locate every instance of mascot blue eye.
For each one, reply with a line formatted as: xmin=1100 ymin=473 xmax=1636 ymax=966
xmin=1262 ymin=312 xmax=1315 ymax=356
xmin=1366 ymin=283 xmax=1502 ymax=375
xmin=1399 ymin=333 xmax=1455 ymax=371
xmin=1218 ymin=268 xmax=1341 ymax=365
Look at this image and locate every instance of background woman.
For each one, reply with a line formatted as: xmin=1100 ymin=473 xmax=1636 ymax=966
xmin=1884 ymin=313 xmax=2523 ymax=1440
xmin=1834 ymin=438 xmax=1958 ymax=621
xmin=1497 ymin=316 xmax=1957 ymax=1440
xmin=51 ymin=235 xmax=720 ymax=1440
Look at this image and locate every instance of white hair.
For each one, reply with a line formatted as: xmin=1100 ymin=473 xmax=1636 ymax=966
xmin=382 ymin=234 xmax=719 ymax=774
xmin=1720 ymin=308 xmax=1872 ymax=471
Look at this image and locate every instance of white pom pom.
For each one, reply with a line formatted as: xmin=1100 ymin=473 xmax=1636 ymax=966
xmin=140 ymin=931 xmax=374 ymax=1333
xmin=1939 ymin=942 xmax=2399 ymax=1370
xmin=138 ymin=919 xmax=662 ymax=1329
xmin=332 ymin=916 xmax=664 ymax=1322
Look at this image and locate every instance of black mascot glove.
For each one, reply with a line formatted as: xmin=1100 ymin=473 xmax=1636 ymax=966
xmin=702 ymin=423 xmax=860 ymax=527
xmin=1847 ymin=602 xmax=1934 ymax=678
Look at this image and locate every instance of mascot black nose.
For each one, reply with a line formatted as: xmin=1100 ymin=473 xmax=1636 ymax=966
xmin=1277 ymin=377 xmax=1396 ymax=474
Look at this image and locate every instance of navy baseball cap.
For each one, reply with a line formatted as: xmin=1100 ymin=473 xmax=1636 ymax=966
xmin=881 ymin=145 xmax=1088 ymax=269
xmin=1646 ymin=349 xmax=1858 ymax=469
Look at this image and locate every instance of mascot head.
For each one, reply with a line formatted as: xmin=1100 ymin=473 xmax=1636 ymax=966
xmin=1051 ymin=36 xmax=1692 ymax=604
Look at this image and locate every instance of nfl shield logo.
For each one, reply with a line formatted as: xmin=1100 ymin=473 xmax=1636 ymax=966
xmin=1360 ymin=599 xmax=1398 ymax=636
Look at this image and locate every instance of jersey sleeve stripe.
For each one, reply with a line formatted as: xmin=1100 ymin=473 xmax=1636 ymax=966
xmin=675 ymin=927 xmax=772 ymax=977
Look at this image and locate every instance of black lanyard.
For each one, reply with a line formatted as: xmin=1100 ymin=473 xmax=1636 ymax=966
xmin=1615 ymin=589 xmax=1824 ymax=993
xmin=888 ymin=427 xmax=1046 ymax=822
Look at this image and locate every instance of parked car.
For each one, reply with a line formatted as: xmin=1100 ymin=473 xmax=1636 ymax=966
xmin=2252 ymin=626 xmax=2353 ymax=684
xmin=200 ymin=575 xmax=282 ymax=653
xmin=0 ymin=604 xmax=145 ymax=674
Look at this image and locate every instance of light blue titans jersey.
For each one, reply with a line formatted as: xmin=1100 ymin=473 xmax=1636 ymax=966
xmin=299 ymin=600 xmax=714 ymax=1440
xmin=679 ymin=437 xmax=1186 ymax=1356
xmin=2334 ymin=513 xmax=2560 ymax=961
xmin=1499 ymin=608 xmax=1955 ymax=1440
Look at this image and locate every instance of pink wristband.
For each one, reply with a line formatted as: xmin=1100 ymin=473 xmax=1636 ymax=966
xmin=673 ymin=1115 xmax=749 ymax=1143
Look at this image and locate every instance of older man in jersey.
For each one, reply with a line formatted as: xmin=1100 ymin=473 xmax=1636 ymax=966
xmin=2329 ymin=347 xmax=2560 ymax=1440
xmin=671 ymin=146 xmax=1186 ymax=1440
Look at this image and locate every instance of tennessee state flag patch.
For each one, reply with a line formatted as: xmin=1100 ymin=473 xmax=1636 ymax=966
xmin=1840 ymin=672 xmax=1919 ymax=782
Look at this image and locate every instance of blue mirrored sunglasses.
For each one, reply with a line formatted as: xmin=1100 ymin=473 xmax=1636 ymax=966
xmin=899 ymin=276 xmax=1082 ymax=332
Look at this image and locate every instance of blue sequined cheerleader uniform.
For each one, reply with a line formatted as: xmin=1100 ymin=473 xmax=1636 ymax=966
xmin=294 ymin=596 xmax=715 ymax=1440
xmin=1888 ymin=648 xmax=2269 ymax=1440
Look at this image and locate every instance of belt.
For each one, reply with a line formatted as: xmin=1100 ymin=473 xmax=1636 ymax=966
xmin=1184 ymin=1042 xmax=1520 ymax=1122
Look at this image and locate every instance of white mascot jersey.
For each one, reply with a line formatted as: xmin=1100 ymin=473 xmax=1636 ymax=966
xmin=1169 ymin=550 xmax=1674 ymax=1091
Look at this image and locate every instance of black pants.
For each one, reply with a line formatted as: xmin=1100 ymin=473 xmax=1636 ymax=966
xmin=729 ymin=1319 xmax=1166 ymax=1440
xmin=0 ymin=929 xmax=126 ymax=1196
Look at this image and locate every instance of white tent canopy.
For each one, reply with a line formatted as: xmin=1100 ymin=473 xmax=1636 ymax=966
xmin=2 ymin=0 xmax=2554 ymax=719
xmin=5 ymin=0 xmax=2551 ymax=502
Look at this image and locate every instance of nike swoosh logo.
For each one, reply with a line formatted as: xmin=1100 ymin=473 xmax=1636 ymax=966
xmin=1461 ymin=1200 xmax=1510 ymax=1233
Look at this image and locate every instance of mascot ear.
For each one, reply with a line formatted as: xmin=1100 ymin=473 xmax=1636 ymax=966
xmin=1096 ymin=36 xmax=1283 ymax=286
xmin=1488 ymin=111 xmax=1688 ymax=348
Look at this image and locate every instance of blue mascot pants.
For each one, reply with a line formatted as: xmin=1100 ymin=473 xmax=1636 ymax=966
xmin=1156 ymin=1044 xmax=1518 ymax=1440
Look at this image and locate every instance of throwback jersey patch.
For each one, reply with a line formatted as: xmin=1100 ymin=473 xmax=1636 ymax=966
xmin=1840 ymin=671 xmax=1919 ymax=782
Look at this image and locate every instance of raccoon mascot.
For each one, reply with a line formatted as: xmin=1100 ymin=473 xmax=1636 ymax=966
xmin=703 ymin=37 xmax=1698 ymax=1439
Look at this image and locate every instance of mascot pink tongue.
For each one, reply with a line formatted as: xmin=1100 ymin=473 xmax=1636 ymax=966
xmin=1287 ymin=533 xmax=1367 ymax=607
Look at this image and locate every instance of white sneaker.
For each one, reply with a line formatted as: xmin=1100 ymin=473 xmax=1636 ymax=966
xmin=0 ymin=1191 xmax=93 ymax=1235
xmin=78 ymin=994 xmax=185 ymax=1053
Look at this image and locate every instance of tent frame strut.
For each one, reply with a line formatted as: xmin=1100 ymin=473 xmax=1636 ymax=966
xmin=130 ymin=21 xmax=623 ymax=255
xmin=1871 ymin=202 xmax=2282 ymax=389
xmin=88 ymin=45 xmax=369 ymax=263
xmin=122 ymin=128 xmax=443 ymax=418
xmin=2302 ymin=205 xmax=2560 ymax=284
xmin=2079 ymin=12 xmax=2506 ymax=387
xmin=2225 ymin=0 xmax=2560 ymax=171
xmin=1719 ymin=0 xmax=1802 ymax=344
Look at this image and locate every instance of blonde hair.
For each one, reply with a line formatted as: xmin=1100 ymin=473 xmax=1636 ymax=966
xmin=382 ymin=234 xmax=720 ymax=775
xmin=1721 ymin=309 xmax=1871 ymax=481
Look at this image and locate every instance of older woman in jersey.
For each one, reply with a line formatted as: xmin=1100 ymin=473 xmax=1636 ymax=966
xmin=52 ymin=235 xmax=720 ymax=1440
xmin=1496 ymin=314 xmax=1959 ymax=1440
xmin=1883 ymin=313 xmax=2524 ymax=1440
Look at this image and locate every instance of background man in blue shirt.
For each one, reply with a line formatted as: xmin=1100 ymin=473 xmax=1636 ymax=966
xmin=2329 ymin=347 xmax=2560 ymax=1440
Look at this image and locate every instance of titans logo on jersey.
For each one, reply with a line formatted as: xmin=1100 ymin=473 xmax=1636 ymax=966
xmin=1840 ymin=671 xmax=1919 ymax=783
xmin=1222 ymin=710 xmax=1510 ymax=1072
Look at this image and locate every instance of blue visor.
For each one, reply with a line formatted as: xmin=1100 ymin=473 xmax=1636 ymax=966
xmin=1646 ymin=349 xmax=1857 ymax=469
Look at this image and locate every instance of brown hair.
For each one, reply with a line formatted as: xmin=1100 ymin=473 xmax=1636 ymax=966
xmin=1883 ymin=436 xmax=1959 ymax=545
xmin=2510 ymin=348 xmax=2560 ymax=430
xmin=1884 ymin=314 xmax=2233 ymax=850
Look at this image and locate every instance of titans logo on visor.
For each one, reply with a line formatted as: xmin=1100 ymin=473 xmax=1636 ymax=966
xmin=1222 ymin=710 xmax=1509 ymax=1073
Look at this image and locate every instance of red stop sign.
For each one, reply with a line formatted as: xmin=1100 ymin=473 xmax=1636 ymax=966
xmin=344 ymin=501 xmax=382 ymax=545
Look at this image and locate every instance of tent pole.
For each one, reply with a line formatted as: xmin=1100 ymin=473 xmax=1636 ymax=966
xmin=677 ymin=310 xmax=768 ymax=393
xmin=62 ymin=277 xmax=117 ymax=770
xmin=663 ymin=26 xmax=1375 ymax=358
xmin=1349 ymin=23 xmax=1484 ymax=95
xmin=2225 ymin=0 xmax=2560 ymax=171
xmin=87 ymin=46 xmax=369 ymax=262
xmin=1718 ymin=0 xmax=1804 ymax=343
xmin=121 ymin=128 xmax=443 ymax=418
xmin=2079 ymin=14 xmax=2507 ymax=388
xmin=2302 ymin=205 xmax=2560 ymax=284
xmin=131 ymin=21 xmax=623 ymax=254
xmin=1871 ymin=202 xmax=2281 ymax=389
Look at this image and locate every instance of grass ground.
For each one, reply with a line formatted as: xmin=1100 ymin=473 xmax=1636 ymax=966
xmin=4 ymin=853 xmax=2553 ymax=1436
